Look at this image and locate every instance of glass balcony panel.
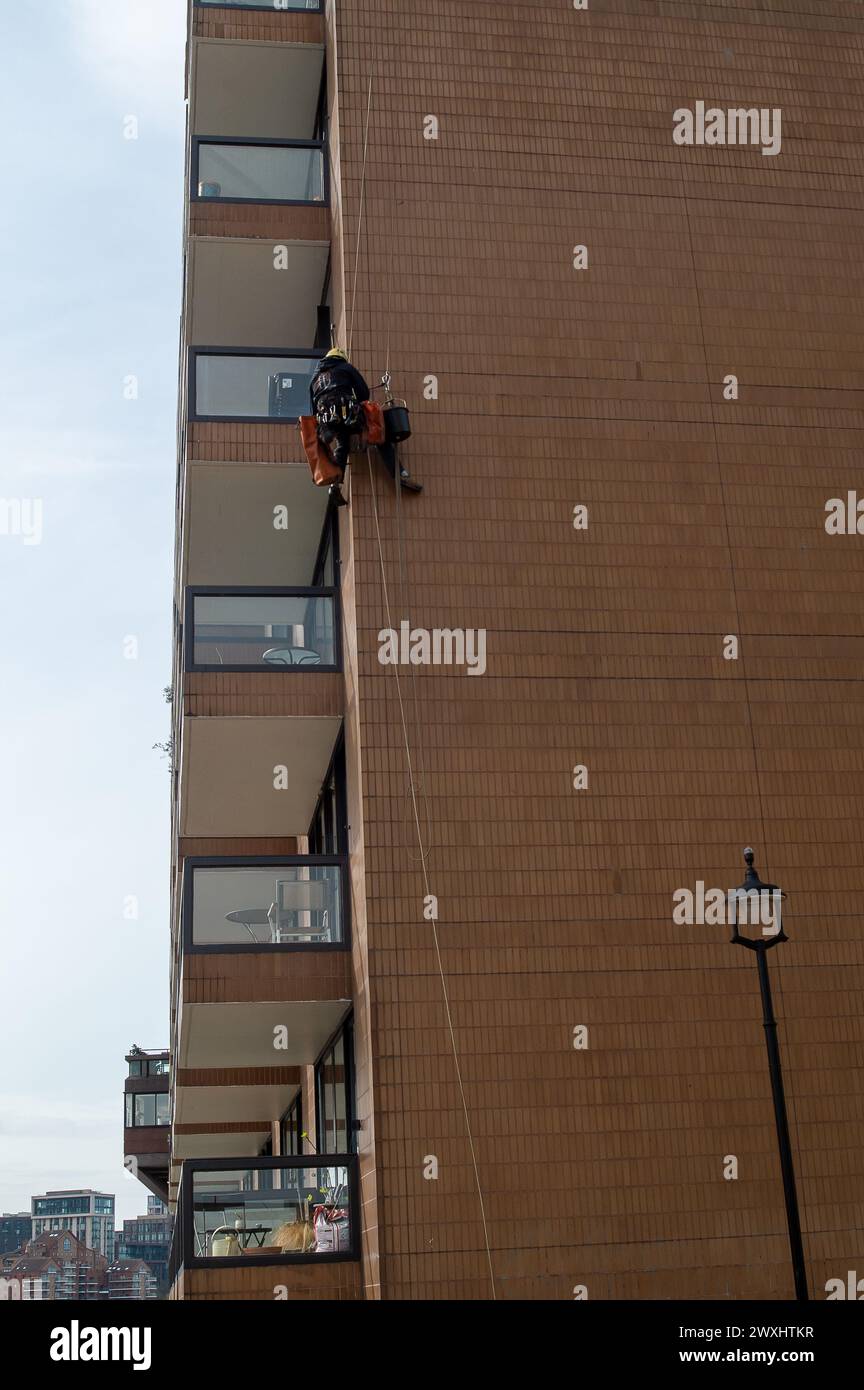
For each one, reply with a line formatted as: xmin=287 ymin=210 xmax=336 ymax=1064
xmin=127 ymin=1094 xmax=170 ymax=1127
xmin=191 ymin=863 xmax=344 ymax=946
xmin=194 ymin=354 xmax=318 ymax=420
xmin=198 ymin=143 xmax=324 ymax=203
xmin=192 ymin=593 xmax=336 ymax=669
xmin=191 ymin=1163 xmax=353 ymax=1259
xmin=197 ymin=1 xmax=320 ymax=9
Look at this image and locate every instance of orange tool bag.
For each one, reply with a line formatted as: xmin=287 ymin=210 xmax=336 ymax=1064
xmin=299 ymin=416 xmax=342 ymax=487
xmin=298 ymin=402 xmax=385 ymax=488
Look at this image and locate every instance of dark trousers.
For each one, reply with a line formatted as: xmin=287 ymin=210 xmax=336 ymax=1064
xmin=317 ymin=422 xmax=352 ymax=474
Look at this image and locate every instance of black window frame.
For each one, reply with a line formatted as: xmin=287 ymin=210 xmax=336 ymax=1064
xmin=125 ymin=1093 xmax=170 ymax=1128
xmin=314 ymin=1017 xmax=357 ymax=1156
xmin=188 ymin=346 xmax=319 ymax=425
xmin=280 ymin=1093 xmax=304 ymax=1156
xmin=177 ymin=1153 xmax=360 ymax=1274
xmin=191 ymin=136 xmax=328 ymax=208
xmin=181 ymin=854 xmax=351 ymax=956
xmin=194 ymin=1 xmax=322 ymax=11
xmin=308 ymin=735 xmax=347 ymax=856
xmin=184 ymin=585 xmax=341 ymax=674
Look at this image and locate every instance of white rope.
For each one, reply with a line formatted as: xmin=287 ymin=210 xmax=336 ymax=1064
xmin=348 ymin=52 xmax=375 ymax=358
xmin=366 ymin=449 xmax=498 ymax=1300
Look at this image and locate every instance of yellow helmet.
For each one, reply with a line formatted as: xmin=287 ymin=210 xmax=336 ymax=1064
xmin=325 ymin=347 xmax=349 ymax=361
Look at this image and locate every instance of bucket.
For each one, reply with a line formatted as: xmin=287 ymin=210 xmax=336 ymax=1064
xmin=383 ymin=401 xmax=412 ymax=444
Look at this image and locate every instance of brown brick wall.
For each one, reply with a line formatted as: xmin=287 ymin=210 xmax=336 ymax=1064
xmin=176 ymin=1065 xmax=301 ymax=1087
xmin=171 ymin=1258 xmax=361 ymax=1301
xmin=192 ymin=5 xmax=324 ymax=44
xmin=188 ymin=423 xmax=308 ymax=464
xmin=183 ymin=947 xmax=352 ymax=1005
xmin=333 ymin=0 xmax=864 ymax=1300
xmin=189 ymin=202 xmax=328 ymax=241
xmin=184 ymin=671 xmax=343 ymax=718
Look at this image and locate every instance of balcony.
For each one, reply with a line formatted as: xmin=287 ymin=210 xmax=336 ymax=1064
xmin=124 ymin=1048 xmax=171 ymax=1205
xmin=189 ymin=348 xmax=318 ymax=423
xmin=169 ymin=1155 xmax=360 ymax=1299
xmin=174 ymin=854 xmax=351 ymax=1068
xmin=195 ymin=1 xmax=322 ymax=11
xmin=185 ymin=589 xmax=339 ymax=673
xmin=184 ymin=857 xmax=347 ymax=951
xmin=193 ymin=139 xmax=325 ymax=206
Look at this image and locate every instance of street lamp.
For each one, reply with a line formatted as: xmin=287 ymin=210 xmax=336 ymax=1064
xmin=730 ymin=847 xmax=808 ymax=1302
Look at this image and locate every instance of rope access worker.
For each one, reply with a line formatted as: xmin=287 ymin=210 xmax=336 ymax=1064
xmin=310 ymin=347 xmax=421 ymax=504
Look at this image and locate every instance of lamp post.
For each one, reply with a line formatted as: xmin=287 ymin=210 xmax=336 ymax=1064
xmin=730 ymin=847 xmax=808 ymax=1302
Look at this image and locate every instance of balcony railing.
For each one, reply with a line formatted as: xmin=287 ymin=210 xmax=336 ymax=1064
xmin=193 ymin=139 xmax=325 ymax=205
xmin=171 ymin=1156 xmax=359 ymax=1280
xmin=195 ymin=1 xmax=321 ymax=9
xmin=185 ymin=588 xmax=339 ymax=672
xmin=182 ymin=856 xmax=349 ymax=951
xmin=189 ymin=348 xmax=318 ymax=423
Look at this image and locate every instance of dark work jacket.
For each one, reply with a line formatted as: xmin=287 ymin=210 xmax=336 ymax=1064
xmin=310 ymin=358 xmax=371 ymax=415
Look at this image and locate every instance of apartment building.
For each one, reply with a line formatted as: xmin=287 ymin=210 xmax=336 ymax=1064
xmin=4 ymin=1232 xmax=108 ymax=1300
xmin=31 ymin=1192 xmax=115 ymax=1260
xmin=0 ymin=1214 xmax=32 ymax=1256
xmin=118 ymin=1202 xmax=173 ymax=1295
xmin=165 ymin=0 xmax=864 ymax=1300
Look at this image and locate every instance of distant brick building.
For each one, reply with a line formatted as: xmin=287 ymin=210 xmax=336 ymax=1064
xmin=106 ymin=1259 xmax=158 ymax=1301
xmin=0 ymin=1229 xmax=159 ymax=1300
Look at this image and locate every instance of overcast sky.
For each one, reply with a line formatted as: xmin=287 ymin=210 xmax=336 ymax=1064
xmin=0 ymin=0 xmax=186 ymax=1224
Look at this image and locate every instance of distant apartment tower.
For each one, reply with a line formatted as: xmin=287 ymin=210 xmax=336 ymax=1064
xmin=31 ymin=1192 xmax=115 ymax=1260
xmin=162 ymin=0 xmax=864 ymax=1301
xmin=0 ymin=1213 xmax=31 ymax=1255
xmin=119 ymin=1207 xmax=173 ymax=1295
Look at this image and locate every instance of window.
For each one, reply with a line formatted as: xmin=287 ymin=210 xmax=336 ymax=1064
xmin=125 ymin=1094 xmax=170 ymax=1127
xmin=190 ymin=1161 xmax=355 ymax=1262
xmin=280 ymin=1094 xmax=303 ymax=1157
xmin=196 ymin=1 xmax=321 ymax=9
xmin=315 ymin=1020 xmax=355 ymax=1154
xmin=308 ymin=740 xmax=347 ymax=855
xmin=128 ymin=1056 xmax=168 ymax=1077
xmin=194 ymin=141 xmax=325 ymax=204
xmin=191 ymin=351 xmax=318 ymax=422
xmin=187 ymin=591 xmax=338 ymax=671
xmin=186 ymin=860 xmax=346 ymax=948
xmin=33 ymin=1198 xmax=90 ymax=1218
